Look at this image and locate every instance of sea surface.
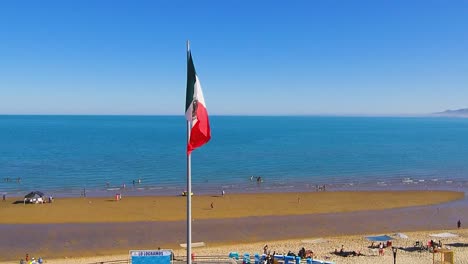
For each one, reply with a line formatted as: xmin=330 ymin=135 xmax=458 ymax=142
xmin=1 ymin=115 xmax=468 ymax=197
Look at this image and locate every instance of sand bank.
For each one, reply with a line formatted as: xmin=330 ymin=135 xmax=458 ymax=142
xmin=0 ymin=190 xmax=463 ymax=224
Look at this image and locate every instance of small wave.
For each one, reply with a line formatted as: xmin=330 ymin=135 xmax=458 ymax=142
xmin=402 ymin=178 xmax=413 ymax=183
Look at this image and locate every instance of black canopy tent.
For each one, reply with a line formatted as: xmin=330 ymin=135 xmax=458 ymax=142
xmin=24 ymin=191 xmax=45 ymax=199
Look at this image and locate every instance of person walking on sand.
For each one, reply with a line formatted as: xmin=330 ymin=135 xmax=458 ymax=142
xmin=458 ymin=219 xmax=461 ymax=229
xmin=222 ymin=189 xmax=225 ymax=197
xmin=210 ymin=202 xmax=214 ymax=209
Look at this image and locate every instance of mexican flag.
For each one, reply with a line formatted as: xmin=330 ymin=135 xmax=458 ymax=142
xmin=185 ymin=49 xmax=211 ymax=154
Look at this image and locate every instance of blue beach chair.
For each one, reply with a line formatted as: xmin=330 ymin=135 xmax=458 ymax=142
xmin=243 ymin=253 xmax=250 ymax=264
xmin=254 ymin=254 xmax=260 ymax=264
xmin=229 ymin=252 xmax=239 ymax=260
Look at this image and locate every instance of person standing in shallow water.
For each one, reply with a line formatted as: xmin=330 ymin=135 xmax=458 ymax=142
xmin=458 ymin=220 xmax=461 ymax=229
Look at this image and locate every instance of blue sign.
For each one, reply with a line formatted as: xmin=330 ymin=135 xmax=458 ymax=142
xmin=130 ymin=250 xmax=172 ymax=264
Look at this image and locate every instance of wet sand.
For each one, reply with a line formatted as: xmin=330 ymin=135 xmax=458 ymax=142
xmin=0 ymin=190 xmax=464 ymax=261
xmin=0 ymin=190 xmax=462 ymax=224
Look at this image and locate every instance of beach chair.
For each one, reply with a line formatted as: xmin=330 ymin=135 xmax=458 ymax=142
xmin=295 ymin=256 xmax=301 ymax=264
xmin=254 ymin=254 xmax=260 ymax=264
xmin=243 ymin=253 xmax=250 ymax=264
xmin=229 ymin=252 xmax=239 ymax=260
xmin=284 ymin=255 xmax=294 ymax=264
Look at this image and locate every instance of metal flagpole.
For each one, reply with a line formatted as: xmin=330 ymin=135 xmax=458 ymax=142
xmin=186 ymin=40 xmax=192 ymax=264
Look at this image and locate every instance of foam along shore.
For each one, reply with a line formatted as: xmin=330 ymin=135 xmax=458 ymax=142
xmin=0 ymin=190 xmax=463 ymax=224
xmin=13 ymin=229 xmax=468 ymax=264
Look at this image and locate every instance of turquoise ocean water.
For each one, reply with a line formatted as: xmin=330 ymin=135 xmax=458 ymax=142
xmin=1 ymin=115 xmax=468 ymax=197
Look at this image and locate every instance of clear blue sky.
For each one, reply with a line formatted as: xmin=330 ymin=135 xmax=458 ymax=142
xmin=1 ymin=0 xmax=467 ymax=115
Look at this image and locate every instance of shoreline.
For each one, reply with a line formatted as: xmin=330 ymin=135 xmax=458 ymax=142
xmin=3 ymin=174 xmax=468 ymax=199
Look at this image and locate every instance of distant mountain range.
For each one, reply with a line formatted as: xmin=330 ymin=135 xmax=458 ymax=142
xmin=433 ymin=108 xmax=468 ymax=117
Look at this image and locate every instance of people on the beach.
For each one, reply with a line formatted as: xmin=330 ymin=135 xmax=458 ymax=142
xmin=316 ymin=185 xmax=327 ymax=191
xmin=210 ymin=202 xmax=214 ymax=209
xmin=256 ymin=176 xmax=262 ymax=183
xmin=222 ymin=189 xmax=225 ymax=197
xmin=3 ymin=177 xmax=21 ymax=182
xmin=298 ymin=247 xmax=306 ymax=258
xmin=250 ymin=176 xmax=254 ymax=181
xmin=378 ymin=243 xmax=384 ymax=255
xmin=263 ymin=244 xmax=268 ymax=255
xmin=2 ymin=194 xmax=5 ymax=201
xmin=458 ymin=219 xmax=461 ymax=229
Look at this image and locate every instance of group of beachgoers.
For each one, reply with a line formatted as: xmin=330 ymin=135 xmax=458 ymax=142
xmin=333 ymin=245 xmax=364 ymax=257
xmin=20 ymin=254 xmax=43 ymax=264
xmin=3 ymin=177 xmax=21 ymax=183
xmin=261 ymin=244 xmax=315 ymax=263
xmin=105 ymin=178 xmax=142 ymax=190
xmin=369 ymin=241 xmax=392 ymax=256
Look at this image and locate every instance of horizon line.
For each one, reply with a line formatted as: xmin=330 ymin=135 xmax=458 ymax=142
xmin=0 ymin=113 xmax=443 ymax=118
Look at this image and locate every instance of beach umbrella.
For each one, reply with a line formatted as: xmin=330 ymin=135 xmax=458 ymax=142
xmin=429 ymin=232 xmax=458 ymax=238
xmin=393 ymin=233 xmax=409 ymax=239
xmin=301 ymin=238 xmax=328 ymax=244
xmin=392 ymin=233 xmax=409 ymax=247
xmin=365 ymin=235 xmax=394 ymax=241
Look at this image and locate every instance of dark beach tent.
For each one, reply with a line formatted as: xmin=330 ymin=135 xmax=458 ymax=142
xmin=24 ymin=191 xmax=45 ymax=199
xmin=365 ymin=235 xmax=394 ymax=242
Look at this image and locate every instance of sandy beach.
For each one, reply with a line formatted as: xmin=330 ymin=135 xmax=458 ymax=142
xmin=3 ymin=229 xmax=468 ymax=264
xmin=0 ymin=190 xmax=465 ymax=262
